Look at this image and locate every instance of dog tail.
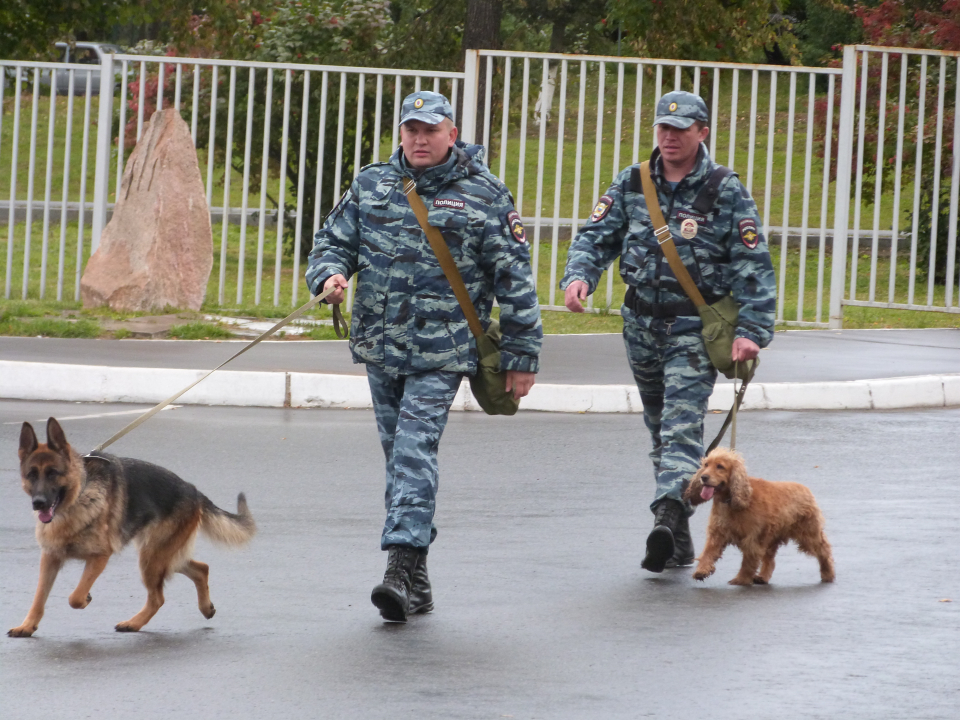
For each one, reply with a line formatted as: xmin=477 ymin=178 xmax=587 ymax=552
xmin=200 ymin=493 xmax=256 ymax=546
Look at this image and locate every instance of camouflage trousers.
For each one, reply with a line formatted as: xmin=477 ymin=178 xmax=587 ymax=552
xmin=366 ymin=365 xmax=463 ymax=550
xmin=622 ymin=310 xmax=717 ymax=516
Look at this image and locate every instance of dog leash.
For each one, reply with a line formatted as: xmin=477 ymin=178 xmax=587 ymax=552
xmin=705 ymin=360 xmax=750 ymax=455
xmin=90 ymin=286 xmax=345 ymax=454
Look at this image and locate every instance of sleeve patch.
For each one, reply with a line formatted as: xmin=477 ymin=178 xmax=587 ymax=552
xmin=739 ymin=219 xmax=760 ymax=249
xmin=507 ymin=210 xmax=526 ymax=243
xmin=590 ymin=195 xmax=614 ymax=223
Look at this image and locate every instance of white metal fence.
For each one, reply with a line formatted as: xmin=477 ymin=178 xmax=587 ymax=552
xmin=466 ymin=49 xmax=845 ymax=327
xmin=1 ymin=45 xmax=958 ymax=328
xmin=842 ymin=45 xmax=960 ymax=315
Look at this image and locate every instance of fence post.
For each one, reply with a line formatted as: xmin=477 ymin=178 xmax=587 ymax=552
xmin=91 ymin=52 xmax=115 ymax=253
xmin=828 ymin=45 xmax=857 ymax=329
xmin=461 ymin=49 xmax=480 ymax=144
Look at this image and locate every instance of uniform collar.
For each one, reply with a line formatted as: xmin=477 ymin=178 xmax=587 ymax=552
xmin=391 ymin=140 xmax=486 ymax=194
xmin=649 ymin=143 xmax=714 ymax=189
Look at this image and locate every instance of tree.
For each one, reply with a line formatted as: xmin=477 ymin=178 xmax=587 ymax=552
xmin=463 ymin=0 xmax=503 ymax=52
xmin=0 ymin=0 xmax=205 ymax=59
xmin=835 ymin=1 xmax=960 ymax=283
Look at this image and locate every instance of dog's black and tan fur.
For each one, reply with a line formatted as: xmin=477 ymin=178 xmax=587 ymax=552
xmin=9 ymin=418 xmax=255 ymax=637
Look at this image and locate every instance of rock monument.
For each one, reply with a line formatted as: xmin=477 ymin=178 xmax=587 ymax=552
xmin=81 ymin=109 xmax=213 ymax=311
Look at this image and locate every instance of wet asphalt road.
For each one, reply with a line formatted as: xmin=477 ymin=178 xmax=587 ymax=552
xmin=1 ymin=400 xmax=958 ymax=719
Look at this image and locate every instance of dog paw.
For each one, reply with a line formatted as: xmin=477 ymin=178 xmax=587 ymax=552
xmin=114 ymin=622 xmax=140 ymax=633
xmin=201 ymin=603 xmax=216 ymax=620
xmin=692 ymin=570 xmax=710 ymax=581
xmin=752 ymin=577 xmax=768 ymax=585
xmin=728 ymin=576 xmax=753 ymax=586
xmin=8 ymin=625 xmax=37 ymax=638
xmin=69 ymin=593 xmax=92 ymax=609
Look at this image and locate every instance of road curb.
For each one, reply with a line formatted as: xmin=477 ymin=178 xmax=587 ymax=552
xmin=2 ymin=360 xmax=958 ymax=412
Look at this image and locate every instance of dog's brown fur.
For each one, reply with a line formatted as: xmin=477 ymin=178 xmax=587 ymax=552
xmin=683 ymin=447 xmax=835 ymax=585
xmin=9 ymin=418 xmax=255 ymax=637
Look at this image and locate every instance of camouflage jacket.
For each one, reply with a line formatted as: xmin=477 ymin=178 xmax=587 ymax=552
xmin=560 ymin=145 xmax=776 ymax=347
xmin=306 ymin=142 xmax=542 ymax=375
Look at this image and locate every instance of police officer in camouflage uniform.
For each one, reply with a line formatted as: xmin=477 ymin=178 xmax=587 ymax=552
xmin=560 ymin=90 xmax=775 ymax=574
xmin=306 ymin=91 xmax=542 ymax=621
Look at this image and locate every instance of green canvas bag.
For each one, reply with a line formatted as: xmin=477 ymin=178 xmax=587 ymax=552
xmin=638 ymin=162 xmax=757 ymax=381
xmin=402 ymin=180 xmax=520 ymax=416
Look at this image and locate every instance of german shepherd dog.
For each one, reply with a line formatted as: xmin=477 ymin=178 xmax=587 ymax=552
xmin=9 ymin=418 xmax=255 ymax=637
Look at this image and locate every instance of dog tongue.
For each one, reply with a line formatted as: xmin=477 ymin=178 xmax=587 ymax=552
xmin=38 ymin=508 xmax=53 ymax=523
xmin=700 ymin=486 xmax=715 ymax=501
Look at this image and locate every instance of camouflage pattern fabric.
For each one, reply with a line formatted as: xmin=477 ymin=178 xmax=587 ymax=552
xmin=306 ymin=141 xmax=542 ymax=376
xmin=652 ymin=90 xmax=710 ymax=129
xmin=623 ymin=308 xmax=717 ymax=515
xmin=560 ymin=143 xmax=775 ymax=517
xmin=307 ymin=134 xmax=541 ymax=551
xmin=367 ymin=365 xmax=462 ymax=550
xmin=561 ymin=145 xmax=775 ymax=346
xmin=398 ymin=90 xmax=454 ymax=125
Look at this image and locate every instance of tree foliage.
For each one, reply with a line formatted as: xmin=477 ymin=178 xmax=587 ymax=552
xmin=837 ymin=1 xmax=960 ymax=282
xmin=607 ymin=0 xmax=800 ymax=63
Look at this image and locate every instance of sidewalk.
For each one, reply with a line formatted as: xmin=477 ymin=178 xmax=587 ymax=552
xmin=1 ymin=328 xmax=958 ymax=412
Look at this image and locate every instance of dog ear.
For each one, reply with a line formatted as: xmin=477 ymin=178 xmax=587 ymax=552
xmin=19 ymin=422 xmax=38 ymax=461
xmin=728 ymin=453 xmax=753 ymax=510
xmin=45 ymin=417 xmax=69 ymax=453
xmin=683 ymin=461 xmax=709 ymax=506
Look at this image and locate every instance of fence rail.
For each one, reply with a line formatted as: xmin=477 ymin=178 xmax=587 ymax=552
xmin=1 ymin=44 xmax=958 ymax=329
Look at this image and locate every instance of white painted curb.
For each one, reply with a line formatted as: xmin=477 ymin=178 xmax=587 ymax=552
xmin=1 ymin=361 xmax=958 ymax=413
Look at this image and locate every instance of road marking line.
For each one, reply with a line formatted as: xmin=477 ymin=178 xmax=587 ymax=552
xmin=3 ymin=406 xmax=180 ymax=424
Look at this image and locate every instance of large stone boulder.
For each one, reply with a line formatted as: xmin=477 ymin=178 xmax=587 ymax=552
xmin=81 ymin=109 xmax=213 ymax=311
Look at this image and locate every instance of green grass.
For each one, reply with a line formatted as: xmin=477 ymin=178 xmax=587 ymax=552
xmin=167 ymin=321 xmax=233 ymax=339
xmin=0 ymin=309 xmax=99 ymax=337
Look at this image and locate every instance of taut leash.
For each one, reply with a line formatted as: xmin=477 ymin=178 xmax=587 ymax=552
xmin=90 ymin=286 xmax=343 ymax=453
xmin=705 ymin=360 xmax=750 ymax=455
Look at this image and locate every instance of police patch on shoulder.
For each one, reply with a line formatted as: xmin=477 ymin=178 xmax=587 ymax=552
xmin=591 ymin=195 xmax=613 ymax=223
xmin=507 ymin=210 xmax=526 ymax=243
xmin=434 ymin=198 xmax=465 ymax=210
xmin=739 ymin=218 xmax=760 ymax=249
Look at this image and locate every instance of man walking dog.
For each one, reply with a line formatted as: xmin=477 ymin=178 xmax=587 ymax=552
xmin=306 ymin=91 xmax=542 ymax=622
xmin=560 ymin=90 xmax=776 ymax=573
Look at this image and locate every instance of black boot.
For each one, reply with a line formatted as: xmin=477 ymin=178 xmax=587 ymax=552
xmin=408 ymin=550 xmax=434 ymax=615
xmin=664 ymin=513 xmax=696 ymax=568
xmin=641 ymin=499 xmax=684 ymax=573
xmin=371 ymin=546 xmax=419 ymax=622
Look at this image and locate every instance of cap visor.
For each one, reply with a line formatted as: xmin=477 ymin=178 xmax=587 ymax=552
xmin=653 ymin=116 xmax=696 ymax=129
xmin=399 ymin=111 xmax=448 ymax=126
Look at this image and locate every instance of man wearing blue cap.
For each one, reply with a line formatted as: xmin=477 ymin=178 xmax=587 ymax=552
xmin=306 ymin=91 xmax=542 ymax=621
xmin=560 ymin=90 xmax=776 ymax=574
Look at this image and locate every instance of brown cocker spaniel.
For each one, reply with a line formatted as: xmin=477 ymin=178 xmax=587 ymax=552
xmin=683 ymin=448 xmax=835 ymax=585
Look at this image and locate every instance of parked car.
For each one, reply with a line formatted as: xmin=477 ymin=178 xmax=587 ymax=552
xmin=41 ymin=42 xmax=125 ymax=95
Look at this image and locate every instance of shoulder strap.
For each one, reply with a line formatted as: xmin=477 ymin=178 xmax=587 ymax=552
xmin=402 ymin=179 xmax=485 ymax=340
xmin=638 ymin=161 xmax=707 ymax=308
xmin=691 ymin=166 xmax=734 ymax=214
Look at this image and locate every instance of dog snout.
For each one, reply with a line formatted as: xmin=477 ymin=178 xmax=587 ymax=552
xmin=700 ymin=473 xmax=711 ymax=484
xmin=31 ymin=488 xmax=59 ymax=510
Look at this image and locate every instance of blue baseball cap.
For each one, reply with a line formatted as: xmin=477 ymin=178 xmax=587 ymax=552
xmin=653 ymin=91 xmax=710 ymax=129
xmin=399 ymin=91 xmax=454 ymax=126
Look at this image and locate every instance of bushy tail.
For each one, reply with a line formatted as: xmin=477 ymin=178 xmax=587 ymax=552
xmin=200 ymin=493 xmax=256 ymax=546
